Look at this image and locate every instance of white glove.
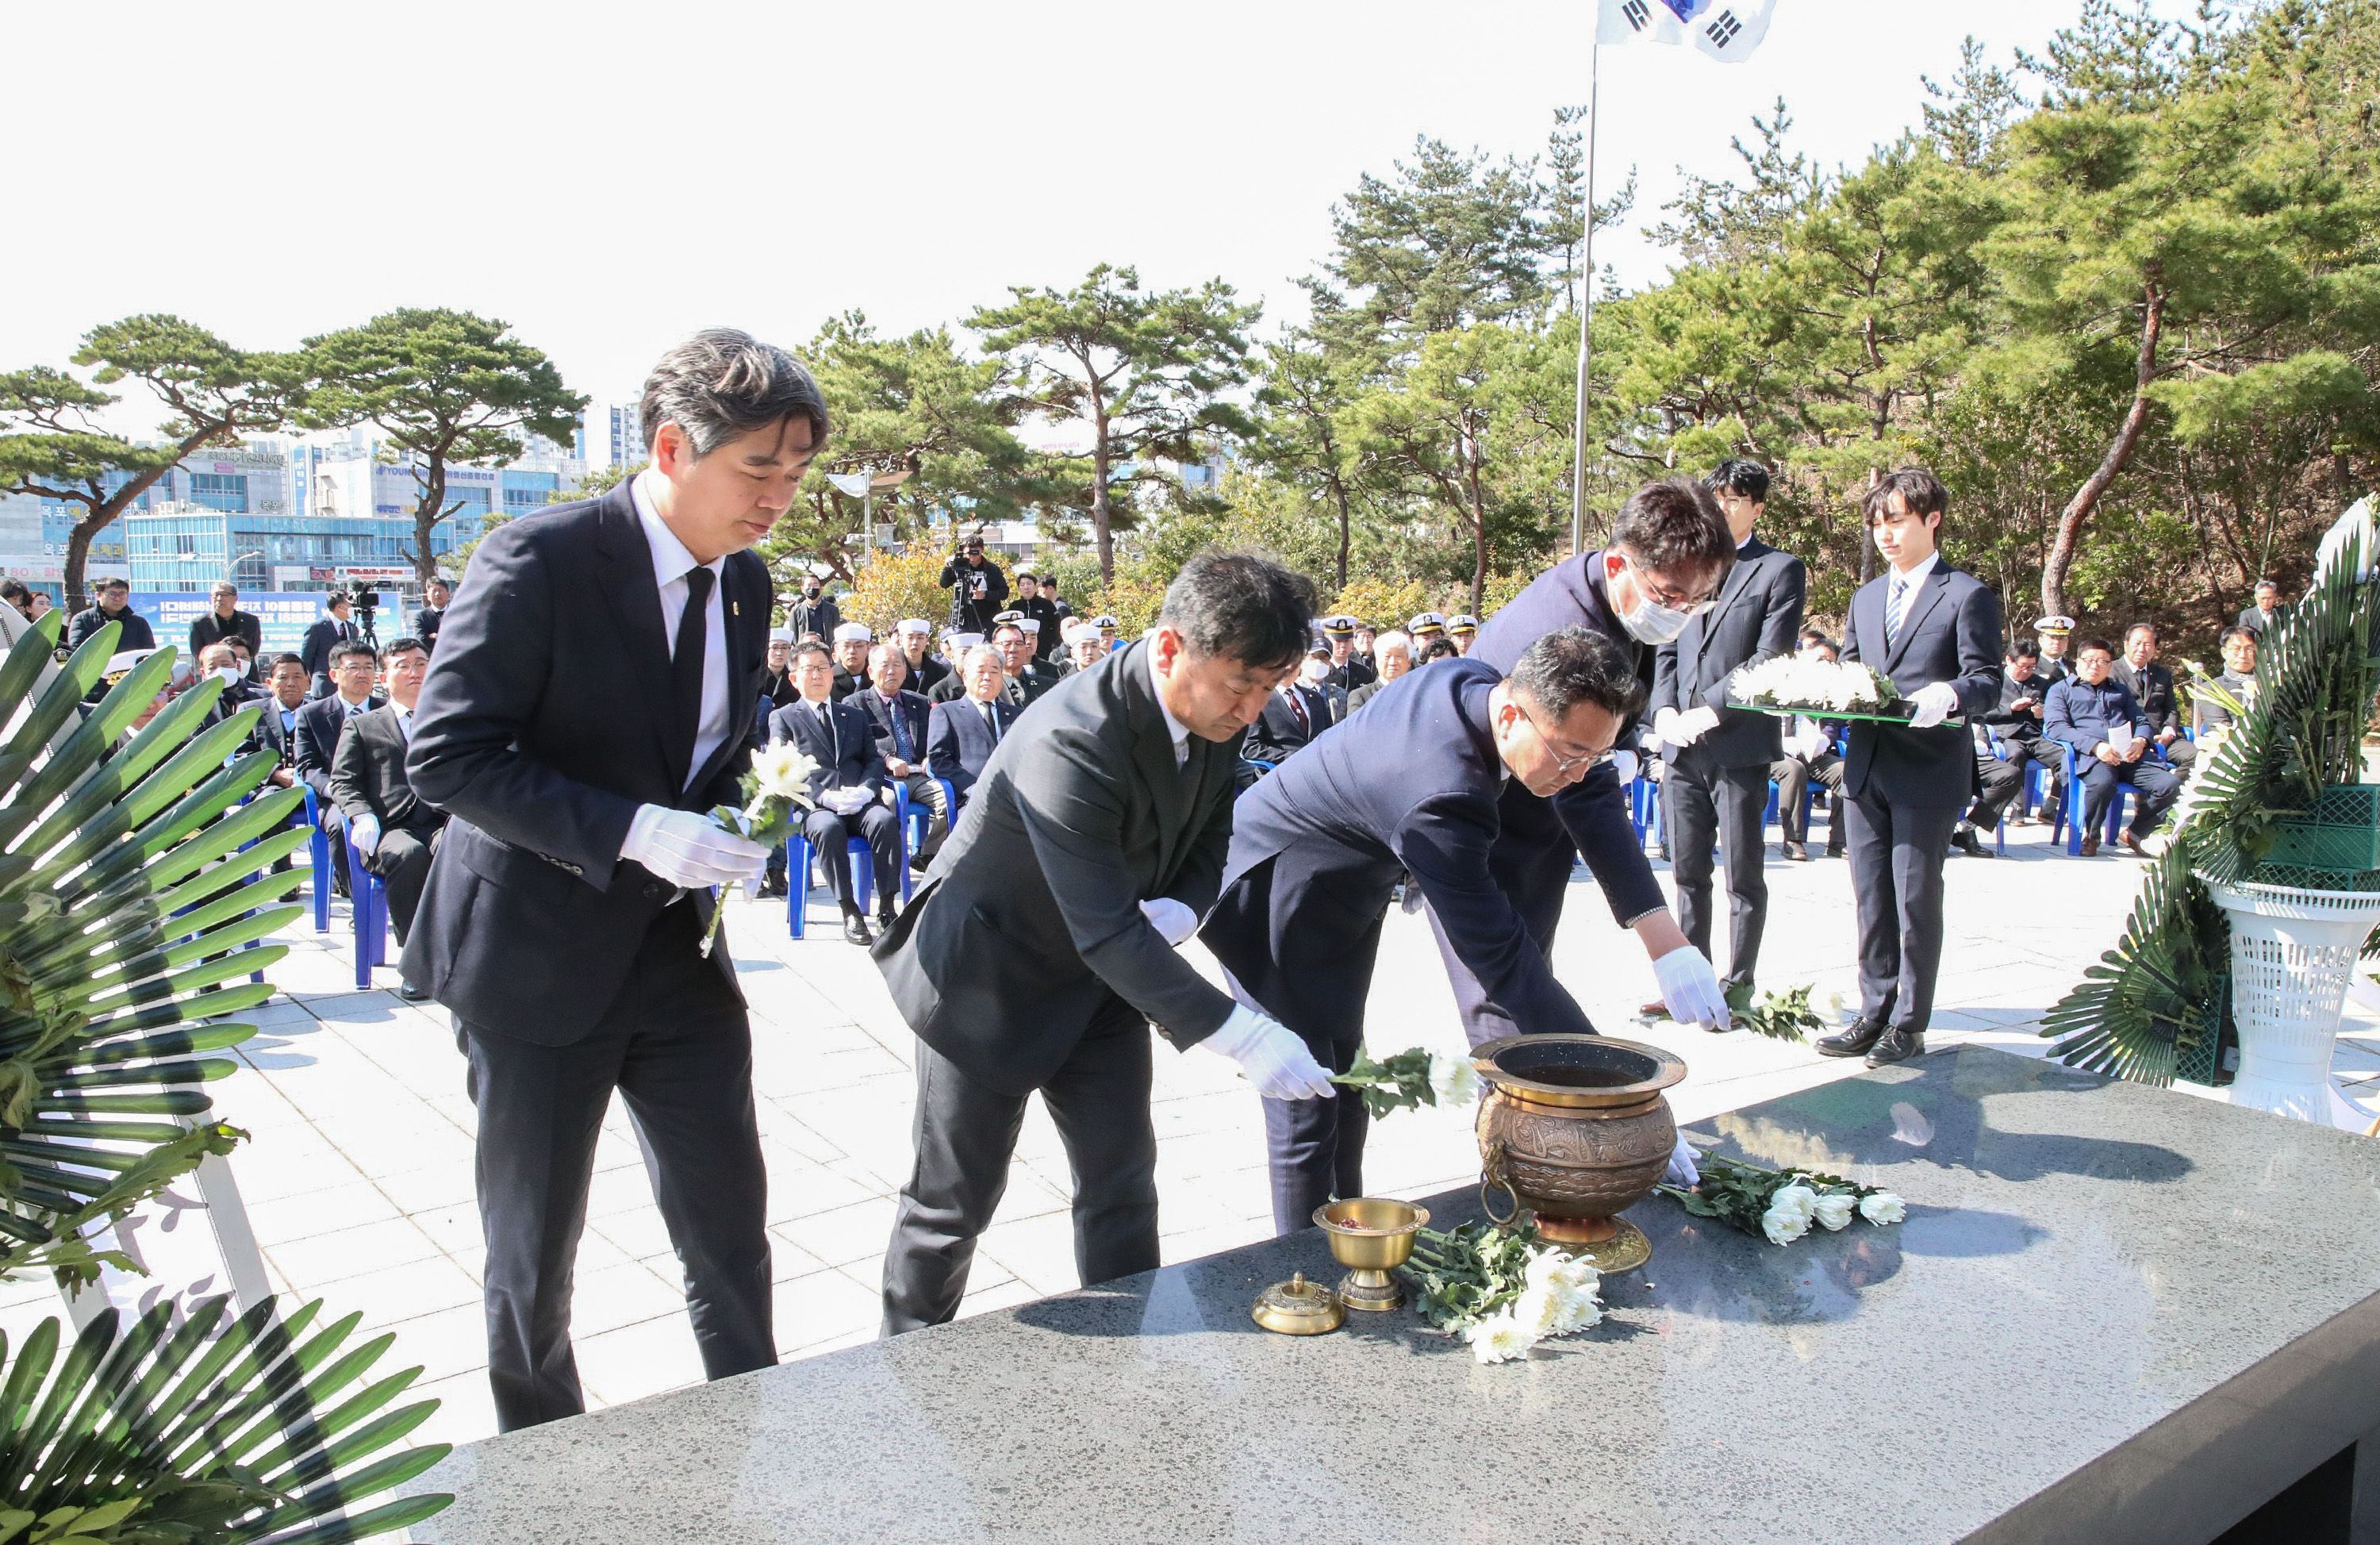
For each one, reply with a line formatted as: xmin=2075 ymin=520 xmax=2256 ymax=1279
xmin=1674 ymin=705 xmax=1722 ymax=745
xmin=1610 ymin=748 xmax=1640 ymax=786
xmin=1200 ymin=1004 xmax=1335 ymax=1101
xmin=348 ymin=813 xmax=382 ymax=859
xmin=620 ymin=805 xmax=770 ymax=889
xmin=1663 ymin=1132 xmax=1702 ymax=1188
xmin=1651 ymin=707 xmax=1685 ymax=748
xmin=1906 ymin=681 xmax=1960 ymax=729
xmin=1791 ymin=722 xmax=1830 ymax=761
xmin=1139 ymin=897 xmax=1198 ymax=947
xmin=1652 ymin=944 xmax=1731 ymax=1030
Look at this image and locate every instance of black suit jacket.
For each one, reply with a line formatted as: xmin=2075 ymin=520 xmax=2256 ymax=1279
xmin=873 ymin=642 xmax=1238 ymax=1096
xmin=1983 ymin=668 xmax=2052 ymax=744
xmin=1466 ymin=549 xmax=1675 ymax=925
xmin=925 ymin=694 xmax=1017 ymax=801
xmin=1246 ymin=683 xmax=1333 ymax=763
xmin=67 ymin=605 xmax=154 ymax=655
xmin=1005 ymin=660 xmax=1059 ymax=709
xmin=189 ymin=609 xmax=262 ymax=659
xmin=768 ymin=696 xmax=888 ymax=803
xmin=785 ymin=597 xmax=841 ymax=643
xmin=300 ymin=617 xmax=355 ymax=679
xmin=2112 ymin=659 xmax=2180 ymax=738
xmin=1651 ymin=536 xmax=1806 ymax=767
xmin=293 ymin=693 xmax=385 ymax=801
xmin=400 ymin=483 xmax=771 ymax=1044
xmin=1839 ymin=559 xmax=2004 ymax=805
xmin=852 ymin=686 xmax=933 ymax=769
xmin=248 ymin=695 xmax=306 ymax=769
xmin=330 ymin=705 xmax=443 ymax=832
xmin=1203 ymin=659 xmax=1592 ymax=1045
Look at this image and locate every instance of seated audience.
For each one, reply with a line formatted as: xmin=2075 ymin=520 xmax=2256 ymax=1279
xmin=770 ymin=642 xmax=901 ymax=944
xmin=925 ymin=644 xmax=1017 ymax=808
xmin=2113 ymin=623 xmax=2195 ymax=773
xmin=1348 ymin=629 xmax=1413 ymax=713
xmin=2194 ymin=626 xmax=2259 ymax=737
xmin=853 ymin=640 xmax=949 ymax=866
xmin=292 ymin=640 xmax=384 ymax=896
xmin=2046 ymin=637 xmax=2181 ymax=857
xmin=328 ymin=637 xmax=446 ymax=990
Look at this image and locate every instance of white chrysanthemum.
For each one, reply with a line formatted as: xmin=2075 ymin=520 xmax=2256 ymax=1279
xmin=1762 ymin=1183 xmax=1818 ymax=1246
xmin=750 ymin=742 xmax=818 ymax=804
xmin=1514 ymin=1286 xmax=1561 ymax=1336
xmin=1811 ymin=1192 xmax=1856 ymax=1232
xmin=1859 ymin=1192 xmax=1907 ymax=1225
xmin=1549 ymin=1284 xmax=1603 ymax=1334
xmin=1428 ymin=1051 xmax=1480 ymax=1108
xmin=1465 ymin=1311 xmax=1538 ymax=1364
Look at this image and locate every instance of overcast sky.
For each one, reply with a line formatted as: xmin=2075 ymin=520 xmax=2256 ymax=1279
xmin=8 ymin=0 xmax=2175 ymax=429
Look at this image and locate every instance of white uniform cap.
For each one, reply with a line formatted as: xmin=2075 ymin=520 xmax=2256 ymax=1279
xmin=833 ymin=622 xmax=873 ymax=644
xmin=952 ymin=632 xmax=985 ymax=650
xmin=1018 ymin=618 xmax=1040 ymax=635
xmin=898 ymin=617 xmax=932 ymax=635
xmin=769 ymin=628 xmax=795 ymax=643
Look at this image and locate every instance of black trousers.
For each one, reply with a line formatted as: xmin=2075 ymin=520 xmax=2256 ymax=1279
xmin=1430 ymin=790 xmax=1583 ymax=1049
xmin=1972 ymin=739 xmax=2064 ymax=828
xmin=1768 ymin=753 xmax=1844 ymax=849
xmin=882 ymin=994 xmax=1158 ymax=1335
xmin=365 ymin=823 xmax=440 ymax=946
xmin=1965 ymin=755 xmax=2021 ymax=832
xmin=802 ymin=804 xmax=899 ymax=912
xmin=1843 ymin=794 xmax=1960 ymax=1037
xmin=460 ymin=901 xmax=771 ymax=1432
xmin=1660 ymin=750 xmax=1770 ymax=986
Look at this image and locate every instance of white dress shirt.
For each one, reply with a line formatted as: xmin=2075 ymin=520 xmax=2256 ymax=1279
xmin=1882 ymin=550 xmax=1940 ymax=643
xmin=1144 ymin=647 xmax=1192 ymax=769
xmin=631 ymin=471 xmax=731 ymax=790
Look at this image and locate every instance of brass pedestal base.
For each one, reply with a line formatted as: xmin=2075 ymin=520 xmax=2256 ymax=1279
xmin=1534 ymin=1215 xmax=1652 ymax=1274
xmin=1335 ymin=1268 xmax=1405 ymax=1312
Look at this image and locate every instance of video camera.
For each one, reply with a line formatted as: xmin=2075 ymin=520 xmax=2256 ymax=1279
xmin=348 ymin=589 xmax=380 ymax=642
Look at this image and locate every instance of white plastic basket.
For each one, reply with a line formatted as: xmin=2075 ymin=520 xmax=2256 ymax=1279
xmin=2204 ymin=878 xmax=2380 ymax=1124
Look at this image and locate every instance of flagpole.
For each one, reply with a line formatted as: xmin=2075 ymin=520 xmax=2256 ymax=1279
xmin=1568 ymin=36 xmax=1600 ymax=557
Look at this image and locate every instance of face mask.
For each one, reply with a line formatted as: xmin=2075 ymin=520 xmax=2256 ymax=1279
xmin=1610 ymin=557 xmax=1695 ymax=645
xmin=1299 ymin=660 xmax=1330 ymax=685
xmin=213 ymin=667 xmax=242 ymax=688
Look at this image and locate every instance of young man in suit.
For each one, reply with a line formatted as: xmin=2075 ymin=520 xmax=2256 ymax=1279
xmin=1645 ymin=459 xmax=1806 ymax=1012
xmin=875 ymin=553 xmax=1334 ymax=1335
xmin=402 ymin=329 xmax=812 ymax=1431
xmin=329 ymin=636 xmax=445 ymax=986
xmin=770 ymin=640 xmax=901 ymax=943
xmin=413 ymin=576 xmax=451 ymax=651
xmin=924 ymin=643 xmax=1016 ymax=808
xmin=300 ymin=593 xmax=358 ymax=700
xmin=293 ymin=640 xmax=384 ymax=897
xmin=1205 ymin=627 xmax=1699 ymax=1235
xmin=1447 ymin=479 xmax=1738 ymax=1044
xmin=1818 ymin=469 xmax=2004 ymax=1070
xmin=855 ymin=640 xmax=948 ymax=867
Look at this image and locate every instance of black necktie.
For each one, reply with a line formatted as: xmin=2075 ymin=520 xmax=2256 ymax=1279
xmin=983 ymin=701 xmax=1000 ymax=744
xmin=670 ymin=567 xmax=714 ymax=787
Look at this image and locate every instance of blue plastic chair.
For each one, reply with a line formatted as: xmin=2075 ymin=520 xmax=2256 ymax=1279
xmin=2055 ymin=742 xmax=2152 ymax=855
xmin=785 ymin=794 xmax=910 ymax=939
xmin=300 ymin=786 xmax=334 ymax=933
xmin=344 ymin=828 xmax=388 ymax=988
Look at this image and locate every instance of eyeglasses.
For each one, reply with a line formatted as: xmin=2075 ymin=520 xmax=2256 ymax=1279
xmin=1518 ymin=704 xmax=1613 ymax=776
xmin=1620 ymin=553 xmax=1718 ymax=615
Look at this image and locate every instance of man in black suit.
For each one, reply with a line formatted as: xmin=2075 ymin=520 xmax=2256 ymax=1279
xmin=1322 ymin=616 xmax=1374 ymax=693
xmin=992 ymin=617 xmax=1058 ymax=709
xmin=330 ymin=636 xmax=445 ymax=974
xmin=1246 ymin=668 xmax=1333 ymax=764
xmin=300 ymin=593 xmax=359 ymax=699
xmin=1446 ymin=479 xmax=1738 ymax=1044
xmin=401 ymin=328 xmax=814 ymax=1431
xmin=414 ymin=576 xmax=451 ymax=651
xmin=770 ymin=640 xmax=900 ymax=943
xmin=1205 ymin=628 xmax=1698 ymax=1233
xmin=1646 ymin=459 xmax=1806 ymax=1007
xmin=194 ymin=641 xmax=261 ymax=728
xmin=875 ymin=553 xmax=1334 ymax=1335
xmin=939 ymin=535 xmax=1008 ymax=633
xmin=924 ymin=644 xmax=1016 ymax=809
xmin=188 ymin=581 xmax=262 ymax=659
xmin=2238 ymin=579 xmax=2282 ymax=636
xmin=754 ymin=630 xmax=800 ymax=716
xmin=854 ymin=640 xmax=948 ymax=866
xmin=1818 ymin=469 xmax=2004 ymax=1070
xmin=785 ymin=574 xmax=841 ymax=644
xmin=294 ymin=640 xmax=384 ymax=895
xmin=2113 ymin=623 xmax=2194 ymax=774
xmin=1968 ymin=640 xmax=2063 ymax=836
xmin=248 ymin=653 xmax=313 ymax=785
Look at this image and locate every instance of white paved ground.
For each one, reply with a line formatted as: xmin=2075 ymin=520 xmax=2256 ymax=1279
xmin=10 ymin=817 xmax=2374 ymax=1455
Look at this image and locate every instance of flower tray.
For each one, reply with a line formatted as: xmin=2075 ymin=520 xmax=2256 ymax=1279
xmin=1728 ymin=699 xmax=1966 ymax=728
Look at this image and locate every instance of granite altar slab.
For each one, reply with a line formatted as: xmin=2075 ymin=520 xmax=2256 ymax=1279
xmin=408 ymin=1047 xmax=2380 ymax=1543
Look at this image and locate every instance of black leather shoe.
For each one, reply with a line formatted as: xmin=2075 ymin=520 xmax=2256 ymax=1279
xmin=1865 ymin=1027 xmax=1927 ymax=1067
xmin=1783 ymin=841 xmax=1809 ymax=861
xmin=842 ymin=913 xmax=874 ymax=946
xmin=1816 ymin=1017 xmax=1888 ymax=1058
xmin=1952 ymin=824 xmax=1993 ymax=859
xmin=876 ymin=905 xmax=897 ymax=929
xmin=397 ymin=981 xmax=428 ymax=1002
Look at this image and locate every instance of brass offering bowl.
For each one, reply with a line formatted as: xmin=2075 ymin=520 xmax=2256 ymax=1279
xmin=1472 ymin=1035 xmax=1685 ymax=1273
xmin=1314 ymin=1197 xmax=1429 ymax=1312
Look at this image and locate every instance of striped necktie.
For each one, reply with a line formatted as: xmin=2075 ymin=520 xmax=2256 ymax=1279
xmin=1885 ymin=575 xmax=1910 ymax=649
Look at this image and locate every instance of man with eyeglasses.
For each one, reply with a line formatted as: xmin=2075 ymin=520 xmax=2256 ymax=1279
xmin=1441 ymin=479 xmax=1739 ymax=1043
xmin=1203 ymin=627 xmax=1702 ymax=1232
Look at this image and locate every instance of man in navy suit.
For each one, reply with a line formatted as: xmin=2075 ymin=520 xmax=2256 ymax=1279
xmin=925 ymin=644 xmax=1017 ymax=808
xmin=1246 ymin=669 xmax=1333 ymax=765
xmin=1448 ymin=479 xmax=1738 ymax=1044
xmin=1205 ymin=628 xmax=1699 ymax=1232
xmin=299 ymin=592 xmax=359 ymax=700
xmin=403 ymin=329 xmax=812 ymax=1431
xmin=852 ymin=639 xmax=947 ymax=865
xmin=1645 ymin=459 xmax=1806 ymax=1008
xmin=770 ymin=640 xmax=900 ymax=944
xmin=1817 ymin=468 xmax=2003 ymax=1069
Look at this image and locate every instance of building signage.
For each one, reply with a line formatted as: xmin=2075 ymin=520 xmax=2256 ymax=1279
xmin=129 ymin=590 xmax=329 ymax=656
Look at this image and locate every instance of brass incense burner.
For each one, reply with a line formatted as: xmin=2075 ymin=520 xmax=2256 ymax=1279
xmin=1472 ymin=1035 xmax=1684 ymax=1274
xmin=1314 ymin=1197 xmax=1429 ymax=1312
xmin=1250 ymin=1271 xmax=1343 ymax=1335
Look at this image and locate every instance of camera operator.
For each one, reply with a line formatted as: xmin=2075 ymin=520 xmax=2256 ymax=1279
xmin=939 ymin=534 xmax=1008 ymax=634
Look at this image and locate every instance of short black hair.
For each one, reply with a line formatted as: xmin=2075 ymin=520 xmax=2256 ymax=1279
xmin=1610 ymin=479 xmax=1734 ymax=586
xmin=1864 ymin=467 xmax=1949 ymax=527
xmin=382 ymin=636 xmax=428 ymax=659
xmin=790 ymin=640 xmax=832 ymax=666
xmin=329 ymin=640 xmax=379 ymax=669
xmin=0 ymin=578 xmax=29 ymax=605
xmin=2076 ymin=636 xmax=2117 ymax=659
xmin=1157 ymin=552 xmax=1318 ymax=671
xmin=641 ymin=328 xmax=830 ymax=458
xmin=267 ymin=652 xmax=307 ymax=674
xmin=1509 ymin=626 xmax=1649 ymax=724
xmin=2010 ymin=639 xmax=2041 ymax=660
xmin=1419 ymin=636 xmax=1462 ymax=663
xmin=1706 ymin=459 xmax=1772 ymax=505
xmin=1796 ymin=627 xmax=1833 ymax=651
xmin=98 ymin=577 xmax=129 ymax=594
xmin=2221 ymin=625 xmax=2259 ymax=648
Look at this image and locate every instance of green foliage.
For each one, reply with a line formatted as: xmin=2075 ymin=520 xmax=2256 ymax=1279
xmin=1399 ymin=1220 xmax=1548 ymax=1334
xmin=1726 ymin=982 xmax=1823 ymax=1042
xmin=1330 ymin=1047 xmax=1436 ymax=1120
xmin=300 ymin=309 xmax=586 ymax=585
xmin=1657 ymin=1153 xmax=1893 ymax=1238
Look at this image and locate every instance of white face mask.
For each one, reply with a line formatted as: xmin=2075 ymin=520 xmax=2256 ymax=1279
xmin=1609 ymin=555 xmax=1695 ymax=644
xmin=213 ymin=666 xmax=242 ymax=688
xmin=1299 ymin=659 xmax=1330 ymax=685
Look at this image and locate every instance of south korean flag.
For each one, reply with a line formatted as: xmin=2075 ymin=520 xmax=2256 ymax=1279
xmin=1599 ymin=0 xmax=1777 ymax=62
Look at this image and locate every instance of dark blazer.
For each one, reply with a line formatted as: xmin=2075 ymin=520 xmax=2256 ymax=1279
xmin=400 ymin=483 xmax=771 ymax=1045
xmin=1203 ymin=659 xmax=1592 ymax=1045
xmin=248 ymin=694 xmax=306 ymax=769
xmin=829 ymin=666 xmax=869 ymax=703
xmin=1005 ymin=659 xmax=1060 ymax=709
xmin=2237 ymin=604 xmax=2278 ymax=636
xmin=1325 ymin=657 xmax=1376 ymax=694
xmin=925 ymin=694 xmax=1017 ymax=801
xmin=300 ymin=617 xmax=355 ymax=680
xmin=785 ymin=596 xmax=841 ymax=644
xmin=1838 ymin=559 xmax=2003 ymax=805
xmin=330 ymin=705 xmax=442 ymax=832
xmin=853 ymin=686 xmax=933 ymax=768
xmin=1983 ymin=667 xmax=2052 ymax=744
xmin=1466 ymin=549 xmax=1673 ymax=926
xmin=2112 ymin=659 xmax=2180 ymax=738
xmin=293 ymin=693 xmax=385 ymax=801
xmin=754 ymin=665 xmax=801 ymax=713
xmin=67 ymin=605 xmax=154 ymax=655
xmin=415 ymin=605 xmax=445 ymax=649
xmin=925 ymin=671 xmax=970 ymax=705
xmin=769 ymin=695 xmax=888 ymax=802
xmin=1650 ymin=536 xmax=1806 ymax=768
xmin=905 ymin=651 xmax=951 ymax=695
xmin=1246 ymin=683 xmax=1333 ymax=763
xmin=872 ymin=642 xmax=1238 ymax=1097
xmin=204 ymin=678 xmax=265 ymax=730
xmin=2046 ymin=676 xmax=2148 ymax=759
xmin=189 ymin=609 xmax=261 ymax=659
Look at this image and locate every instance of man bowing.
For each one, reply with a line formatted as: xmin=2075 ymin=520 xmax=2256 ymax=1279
xmin=404 ymin=329 xmax=820 ymax=1430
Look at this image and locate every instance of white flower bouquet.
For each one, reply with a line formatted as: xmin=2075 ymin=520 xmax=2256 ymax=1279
xmin=698 ymin=742 xmax=820 ymax=957
xmin=1331 ymin=1046 xmax=1480 ymax=1120
xmin=1729 ymin=655 xmax=1898 ymax=715
xmin=1657 ymin=1153 xmax=1905 ymax=1246
xmin=1400 ymin=1220 xmax=1604 ymax=1363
